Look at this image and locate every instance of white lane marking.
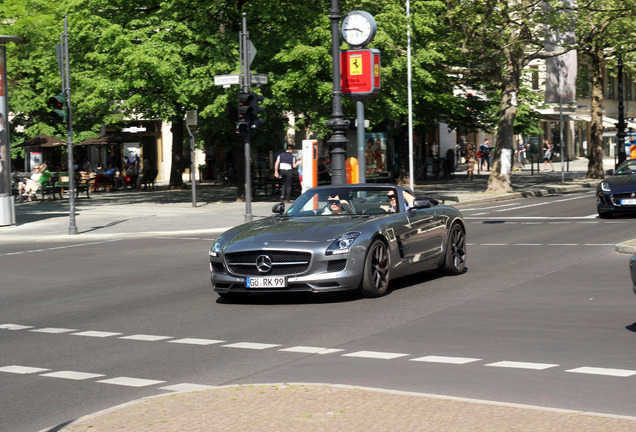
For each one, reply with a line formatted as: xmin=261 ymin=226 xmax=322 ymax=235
xmin=223 ymin=342 xmax=282 ymax=350
xmin=548 ymin=243 xmax=579 ymax=246
xmin=486 ymin=361 xmax=559 ymax=370
xmin=513 ymin=243 xmax=542 ymax=246
xmin=1 ymin=239 xmax=122 ymax=256
xmin=463 ymin=203 xmax=519 ymax=211
xmin=342 ymin=351 xmax=409 ymax=360
xmin=411 ymin=356 xmax=481 ymax=365
xmin=30 ymin=327 xmax=77 ymax=334
xmin=0 ymin=365 xmax=50 ymax=374
xmin=168 ymin=338 xmax=225 ymax=345
xmin=565 ymin=367 xmax=636 ymax=377
xmin=40 ymin=371 xmax=105 ymax=380
xmin=160 ymin=383 xmax=217 ymax=392
xmin=119 ymin=334 xmax=173 ymax=342
xmin=97 ymin=377 xmax=166 ymax=387
xmin=464 ymin=215 xmax=598 ymax=220
xmin=279 ymin=346 xmax=345 ymax=355
xmin=0 ymin=324 xmax=34 ymax=330
xmin=72 ymin=331 xmax=123 ymax=338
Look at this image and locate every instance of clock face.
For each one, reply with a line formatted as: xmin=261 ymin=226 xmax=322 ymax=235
xmin=341 ymin=11 xmax=376 ymax=47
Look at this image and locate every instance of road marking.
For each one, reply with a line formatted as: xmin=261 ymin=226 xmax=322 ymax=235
xmin=97 ymin=377 xmax=166 ymax=387
xmin=410 ymin=356 xmax=481 ymax=365
xmin=30 ymin=327 xmax=77 ymax=334
xmin=279 ymin=346 xmax=345 ymax=355
xmin=120 ymin=334 xmax=173 ymax=342
xmin=0 ymin=324 xmax=34 ymax=330
xmin=40 ymin=371 xmax=105 ymax=380
xmin=486 ymin=361 xmax=559 ymax=370
xmin=223 ymin=342 xmax=282 ymax=350
xmin=0 ymin=365 xmax=50 ymax=374
xmin=565 ymin=367 xmax=636 ymax=377
xmin=342 ymin=351 xmax=409 ymax=360
xmin=168 ymin=338 xmax=225 ymax=345
xmin=0 ymin=239 xmax=121 ymax=256
xmin=72 ymin=331 xmax=123 ymax=338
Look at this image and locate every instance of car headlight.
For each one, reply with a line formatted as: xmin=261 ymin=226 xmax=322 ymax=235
xmin=210 ymin=237 xmax=225 ymax=257
xmin=326 ymin=232 xmax=361 ymax=256
xmin=600 ymin=181 xmax=611 ymax=192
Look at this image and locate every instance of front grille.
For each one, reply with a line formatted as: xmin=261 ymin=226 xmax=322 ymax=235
xmin=225 ymin=251 xmax=311 ymax=277
xmin=611 ymin=193 xmax=636 ymax=206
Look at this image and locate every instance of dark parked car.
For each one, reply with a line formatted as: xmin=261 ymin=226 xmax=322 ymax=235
xmin=209 ymin=184 xmax=466 ymax=301
xmin=597 ymin=159 xmax=636 ymax=218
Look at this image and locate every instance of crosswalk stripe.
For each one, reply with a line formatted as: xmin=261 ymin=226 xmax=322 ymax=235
xmin=565 ymin=367 xmax=636 ymax=377
xmin=342 ymin=351 xmax=409 ymax=360
xmin=411 ymin=356 xmax=481 ymax=365
xmin=486 ymin=361 xmax=559 ymax=370
xmin=223 ymin=342 xmax=282 ymax=350
xmin=168 ymin=338 xmax=224 ymax=345
xmin=279 ymin=346 xmax=344 ymax=355
xmin=40 ymin=371 xmax=105 ymax=380
xmin=0 ymin=365 xmax=50 ymax=374
xmin=97 ymin=377 xmax=165 ymax=387
xmin=72 ymin=331 xmax=123 ymax=338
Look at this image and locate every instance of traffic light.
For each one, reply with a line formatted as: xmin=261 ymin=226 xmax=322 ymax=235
xmin=48 ymin=93 xmax=67 ymax=125
xmin=248 ymin=92 xmax=265 ymax=129
xmin=236 ymin=91 xmax=265 ymax=134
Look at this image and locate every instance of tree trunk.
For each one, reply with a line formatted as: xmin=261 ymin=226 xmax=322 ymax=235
xmin=487 ymin=55 xmax=520 ymax=193
xmin=587 ymin=51 xmax=605 ymax=179
xmin=169 ymin=117 xmax=186 ymax=188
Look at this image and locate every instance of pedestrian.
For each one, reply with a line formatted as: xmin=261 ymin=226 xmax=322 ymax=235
xmin=465 ymin=143 xmax=475 ymax=180
xmin=541 ymin=139 xmax=555 ymax=172
xmin=516 ymin=139 xmax=526 ymax=168
xmin=479 ymin=139 xmax=491 ymax=170
xmin=274 ymin=144 xmax=298 ymax=203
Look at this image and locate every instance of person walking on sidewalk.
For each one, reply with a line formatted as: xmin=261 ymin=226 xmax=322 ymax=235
xmin=479 ymin=139 xmax=491 ymax=170
xmin=541 ymin=139 xmax=555 ymax=172
xmin=274 ymin=145 xmax=298 ymax=203
xmin=465 ymin=143 xmax=475 ymax=180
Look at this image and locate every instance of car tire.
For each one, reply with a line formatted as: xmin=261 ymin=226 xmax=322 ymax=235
xmin=442 ymin=223 xmax=466 ymax=275
xmin=359 ymin=238 xmax=390 ymax=297
xmin=597 ymin=208 xmax=612 ymax=219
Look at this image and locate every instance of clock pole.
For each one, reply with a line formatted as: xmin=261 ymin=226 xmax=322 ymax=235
xmin=327 ymin=0 xmax=349 ymax=185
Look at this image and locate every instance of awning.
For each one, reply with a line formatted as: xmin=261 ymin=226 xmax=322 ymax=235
xmin=15 ymin=134 xmax=66 ymax=148
xmin=77 ymin=132 xmax=140 ymax=146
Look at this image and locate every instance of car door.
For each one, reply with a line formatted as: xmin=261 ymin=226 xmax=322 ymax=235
xmin=402 ymin=205 xmax=447 ymax=265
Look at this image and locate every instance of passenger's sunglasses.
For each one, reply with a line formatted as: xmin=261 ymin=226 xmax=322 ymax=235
xmin=328 ymin=200 xmax=340 ymax=205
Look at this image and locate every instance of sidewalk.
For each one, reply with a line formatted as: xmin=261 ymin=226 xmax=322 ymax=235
xmin=7 ymin=158 xmax=634 ymax=432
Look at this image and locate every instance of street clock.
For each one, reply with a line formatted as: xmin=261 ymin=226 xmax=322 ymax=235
xmin=340 ymin=10 xmax=377 ymax=48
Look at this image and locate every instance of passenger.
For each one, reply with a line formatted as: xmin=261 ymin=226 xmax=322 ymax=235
xmin=382 ymin=190 xmax=415 ymax=213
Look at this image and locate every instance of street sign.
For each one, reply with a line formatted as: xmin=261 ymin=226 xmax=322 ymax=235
xmin=248 ymin=40 xmax=257 ymax=66
xmin=251 ymin=74 xmax=268 ymax=85
xmin=214 ymin=74 xmax=240 ymax=87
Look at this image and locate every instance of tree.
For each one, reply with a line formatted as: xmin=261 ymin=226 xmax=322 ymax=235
xmin=444 ymin=0 xmax=572 ymax=192
xmin=574 ymin=0 xmax=636 ymax=179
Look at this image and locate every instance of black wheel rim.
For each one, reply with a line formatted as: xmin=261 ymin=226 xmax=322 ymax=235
xmin=371 ymin=242 xmax=389 ymax=290
xmin=449 ymin=226 xmax=466 ymax=270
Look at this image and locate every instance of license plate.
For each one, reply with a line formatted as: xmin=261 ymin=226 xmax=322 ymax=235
xmin=621 ymin=198 xmax=636 ymax=205
xmin=245 ymin=276 xmax=286 ymax=288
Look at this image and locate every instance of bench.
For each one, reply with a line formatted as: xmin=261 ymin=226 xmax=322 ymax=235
xmin=54 ymin=171 xmax=94 ymax=199
xmin=139 ymin=168 xmax=157 ymax=190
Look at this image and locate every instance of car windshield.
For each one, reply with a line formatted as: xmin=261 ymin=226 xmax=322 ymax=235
xmin=615 ymin=159 xmax=636 ymax=175
xmin=286 ymin=187 xmax=400 ymax=216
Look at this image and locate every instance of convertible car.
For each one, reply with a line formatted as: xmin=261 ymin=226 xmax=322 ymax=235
xmin=597 ymin=158 xmax=636 ymax=218
xmin=209 ymin=184 xmax=466 ymax=300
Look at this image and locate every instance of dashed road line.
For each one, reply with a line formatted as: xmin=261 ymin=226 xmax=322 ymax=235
xmin=486 ymin=361 xmax=559 ymax=370
xmin=4 ymin=323 xmax=636 ymax=386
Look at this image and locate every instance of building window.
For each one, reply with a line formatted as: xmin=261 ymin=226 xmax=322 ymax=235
xmin=530 ymin=66 xmax=539 ymax=90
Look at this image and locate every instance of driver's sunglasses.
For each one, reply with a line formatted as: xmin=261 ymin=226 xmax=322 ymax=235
xmin=328 ymin=200 xmax=340 ymax=205
xmin=387 ymin=194 xmax=396 ymax=199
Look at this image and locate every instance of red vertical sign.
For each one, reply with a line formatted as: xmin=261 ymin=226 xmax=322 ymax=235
xmin=340 ymin=49 xmax=381 ymax=101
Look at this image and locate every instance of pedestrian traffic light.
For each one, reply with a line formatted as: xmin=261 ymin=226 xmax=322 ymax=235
xmin=48 ymin=93 xmax=67 ymax=125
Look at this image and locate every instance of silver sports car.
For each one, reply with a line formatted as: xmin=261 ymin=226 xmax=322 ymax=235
xmin=209 ymin=184 xmax=466 ymax=300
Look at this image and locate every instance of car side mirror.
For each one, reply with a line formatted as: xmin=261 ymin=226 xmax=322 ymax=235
xmin=605 ymin=169 xmax=614 ymax=175
xmin=412 ymin=199 xmax=432 ymax=209
xmin=272 ymin=202 xmax=285 ymax=215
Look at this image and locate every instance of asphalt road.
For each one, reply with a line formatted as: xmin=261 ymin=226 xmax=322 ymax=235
xmin=1 ymin=188 xmax=635 ymax=432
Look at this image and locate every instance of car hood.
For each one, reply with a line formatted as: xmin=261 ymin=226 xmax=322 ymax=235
xmin=604 ymin=174 xmax=636 ymax=191
xmin=222 ymin=215 xmax=374 ymax=251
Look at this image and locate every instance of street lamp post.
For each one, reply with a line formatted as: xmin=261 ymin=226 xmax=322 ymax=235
xmin=0 ymin=35 xmax=22 ymax=227
xmin=326 ymin=0 xmax=349 ymax=185
xmin=616 ymin=53 xmax=627 ymax=167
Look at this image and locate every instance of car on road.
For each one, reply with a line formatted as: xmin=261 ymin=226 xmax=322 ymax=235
xmin=209 ymin=184 xmax=466 ymax=301
xmin=597 ymin=158 xmax=636 ymax=218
